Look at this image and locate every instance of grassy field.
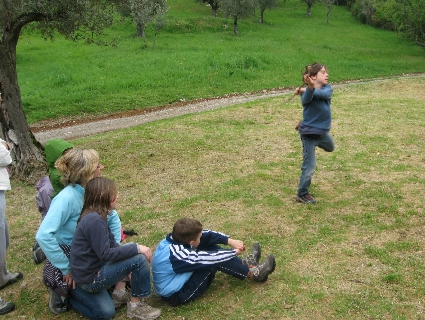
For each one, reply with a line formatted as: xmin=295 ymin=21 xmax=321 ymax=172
xmin=16 ymin=0 xmax=425 ymax=124
xmin=2 ymin=75 xmax=425 ymax=319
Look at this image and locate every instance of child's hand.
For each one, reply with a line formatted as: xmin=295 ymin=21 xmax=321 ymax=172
xmin=294 ymin=87 xmax=306 ymax=95
xmin=228 ymin=238 xmax=246 ymax=252
xmin=303 ymin=74 xmax=315 ymax=89
xmin=138 ymin=245 xmax=153 ymax=263
xmin=235 ymin=248 xmax=246 ymax=255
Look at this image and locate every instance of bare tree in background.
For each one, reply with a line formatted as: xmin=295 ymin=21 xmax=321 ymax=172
xmin=322 ymin=0 xmax=337 ymax=23
xmin=221 ymin=0 xmax=256 ymax=35
xmin=301 ymin=0 xmax=317 ymax=16
xmin=257 ymin=0 xmax=279 ymax=23
xmin=196 ymin=0 xmax=221 ymax=17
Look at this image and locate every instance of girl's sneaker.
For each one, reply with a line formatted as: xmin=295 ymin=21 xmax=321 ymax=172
xmin=296 ymin=193 xmax=316 ymax=204
xmin=127 ymin=299 xmax=161 ymax=319
xmin=111 ymin=289 xmax=130 ymax=308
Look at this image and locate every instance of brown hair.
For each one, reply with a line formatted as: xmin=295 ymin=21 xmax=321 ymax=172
xmin=79 ymin=177 xmax=117 ymax=223
xmin=302 ymin=62 xmax=326 ymax=81
xmin=172 ymin=218 xmax=203 ymax=243
xmin=55 ymin=148 xmax=99 ymax=187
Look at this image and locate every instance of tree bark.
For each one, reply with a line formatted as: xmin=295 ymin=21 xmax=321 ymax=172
xmin=136 ymin=22 xmax=146 ymax=38
xmin=259 ymin=10 xmax=264 ymax=23
xmin=0 ymin=39 xmax=47 ymax=184
xmin=233 ymin=16 xmax=239 ymax=35
xmin=306 ymin=4 xmax=312 ymax=16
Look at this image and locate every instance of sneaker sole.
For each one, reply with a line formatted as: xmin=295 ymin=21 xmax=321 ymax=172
xmin=127 ymin=311 xmax=161 ymax=320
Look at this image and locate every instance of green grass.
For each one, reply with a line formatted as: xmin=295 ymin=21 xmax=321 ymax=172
xmin=16 ymin=0 xmax=425 ymax=123
xmin=3 ymin=75 xmax=425 ymax=319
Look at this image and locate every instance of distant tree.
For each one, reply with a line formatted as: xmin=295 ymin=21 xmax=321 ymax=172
xmin=0 ymin=0 xmax=118 ymax=183
xmin=322 ymin=0 xmax=337 ymax=23
xmin=196 ymin=0 xmax=221 ymax=17
xmin=257 ymin=0 xmax=279 ymax=23
xmin=119 ymin=0 xmax=168 ymax=38
xmin=301 ymin=0 xmax=317 ymax=16
xmin=394 ymin=0 xmax=425 ymax=50
xmin=221 ymin=0 xmax=256 ymax=35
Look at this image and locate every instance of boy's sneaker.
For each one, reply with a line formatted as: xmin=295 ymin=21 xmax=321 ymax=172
xmin=296 ymin=193 xmax=316 ymax=204
xmin=33 ymin=247 xmax=46 ymax=264
xmin=0 ymin=298 xmax=15 ymax=315
xmin=48 ymin=288 xmax=68 ymax=315
xmin=127 ymin=300 xmax=161 ymax=319
xmin=112 ymin=289 xmax=131 ymax=308
xmin=249 ymin=254 xmax=276 ymax=282
xmin=242 ymin=242 xmax=261 ymax=267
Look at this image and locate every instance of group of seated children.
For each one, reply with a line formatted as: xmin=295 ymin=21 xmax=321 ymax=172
xmin=34 ymin=141 xmax=276 ymax=320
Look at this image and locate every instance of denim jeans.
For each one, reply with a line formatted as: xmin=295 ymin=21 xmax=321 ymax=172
xmin=69 ymin=285 xmax=115 ymax=320
xmin=79 ymin=254 xmax=151 ymax=298
xmin=297 ymin=133 xmax=335 ymax=196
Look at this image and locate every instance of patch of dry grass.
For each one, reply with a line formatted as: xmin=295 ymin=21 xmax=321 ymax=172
xmin=3 ymin=75 xmax=425 ymax=319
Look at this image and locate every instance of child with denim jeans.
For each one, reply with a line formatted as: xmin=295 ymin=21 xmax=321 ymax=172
xmin=294 ymin=62 xmax=335 ymax=204
xmin=70 ymin=177 xmax=161 ymax=320
xmin=152 ymin=218 xmax=276 ymax=306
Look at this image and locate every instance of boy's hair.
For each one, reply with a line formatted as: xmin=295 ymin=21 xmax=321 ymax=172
xmin=55 ymin=148 xmax=99 ymax=186
xmin=172 ymin=218 xmax=203 ymax=243
xmin=79 ymin=177 xmax=117 ymax=223
xmin=302 ymin=62 xmax=326 ymax=80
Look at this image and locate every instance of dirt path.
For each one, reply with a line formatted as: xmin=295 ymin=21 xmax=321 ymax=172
xmin=31 ymin=73 xmax=425 ymax=144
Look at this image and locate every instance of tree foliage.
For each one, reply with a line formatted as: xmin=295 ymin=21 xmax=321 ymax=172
xmin=394 ymin=0 xmax=425 ymax=50
xmin=0 ymin=0 xmax=119 ymax=183
xmin=196 ymin=0 xmax=221 ymax=17
xmin=257 ymin=0 xmax=279 ymax=23
xmin=118 ymin=0 xmax=168 ymax=39
xmin=347 ymin=0 xmax=425 ymax=51
xmin=220 ymin=0 xmax=256 ymax=35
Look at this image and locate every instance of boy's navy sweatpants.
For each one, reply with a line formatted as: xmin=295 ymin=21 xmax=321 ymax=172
xmin=162 ymin=245 xmax=249 ymax=306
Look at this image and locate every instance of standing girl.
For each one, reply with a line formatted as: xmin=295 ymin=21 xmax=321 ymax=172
xmin=294 ymin=63 xmax=335 ymax=204
xmin=70 ymin=177 xmax=161 ymax=320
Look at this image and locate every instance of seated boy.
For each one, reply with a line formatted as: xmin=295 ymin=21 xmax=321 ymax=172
xmin=152 ymin=218 xmax=276 ymax=306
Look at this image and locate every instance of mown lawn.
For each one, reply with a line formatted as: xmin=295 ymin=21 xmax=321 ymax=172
xmin=2 ymin=75 xmax=425 ymax=319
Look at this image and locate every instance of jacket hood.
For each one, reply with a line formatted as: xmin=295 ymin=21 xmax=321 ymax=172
xmin=45 ymin=139 xmax=73 ymax=168
xmin=166 ymin=233 xmax=190 ymax=247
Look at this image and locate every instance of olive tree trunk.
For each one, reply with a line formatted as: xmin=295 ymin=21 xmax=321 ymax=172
xmin=0 ymin=26 xmax=47 ymax=184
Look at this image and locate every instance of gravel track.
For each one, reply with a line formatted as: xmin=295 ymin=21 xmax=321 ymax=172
xmin=31 ymin=74 xmax=425 ymax=144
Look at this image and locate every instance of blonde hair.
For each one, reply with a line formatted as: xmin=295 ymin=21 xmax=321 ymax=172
xmin=55 ymin=148 xmax=99 ymax=187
